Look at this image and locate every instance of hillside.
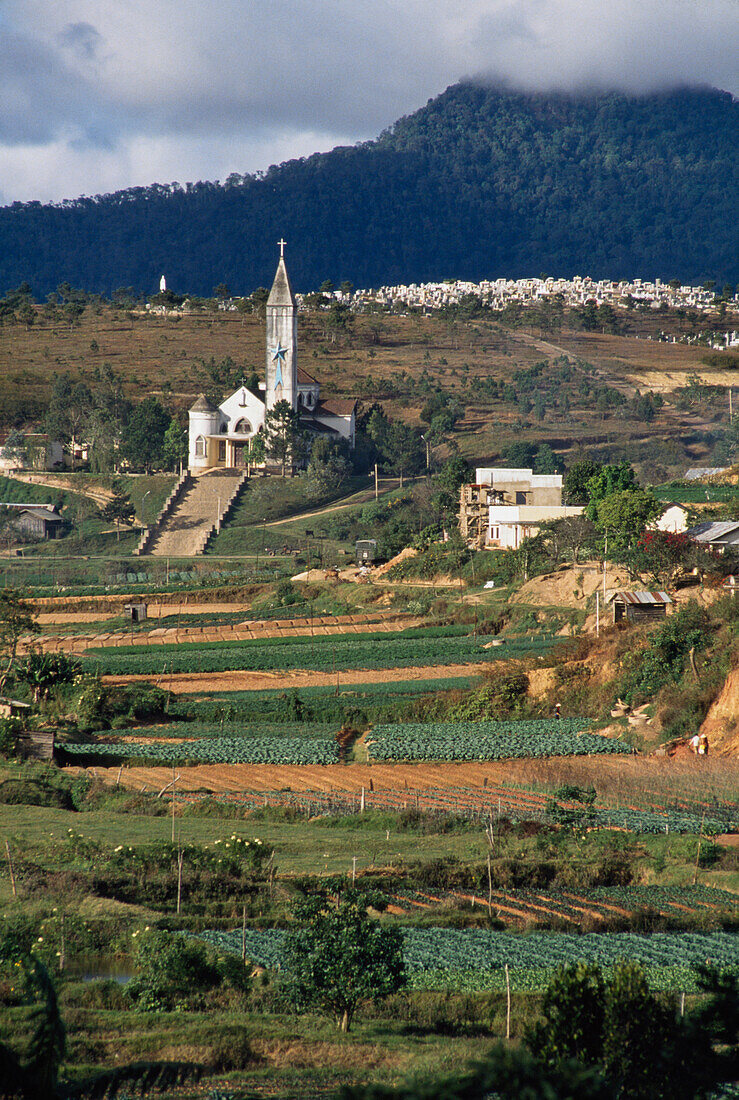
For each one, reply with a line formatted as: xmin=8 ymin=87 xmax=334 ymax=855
xmin=2 ymin=295 xmax=737 ymax=479
xmin=0 ymin=84 xmax=736 ymax=295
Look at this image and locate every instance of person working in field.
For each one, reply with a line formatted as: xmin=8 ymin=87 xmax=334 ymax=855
xmin=698 ymin=733 xmax=709 ymax=757
xmin=690 ymin=733 xmax=701 ymax=755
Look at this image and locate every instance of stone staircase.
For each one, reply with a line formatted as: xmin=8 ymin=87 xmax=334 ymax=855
xmin=138 ymin=470 xmax=248 ymax=557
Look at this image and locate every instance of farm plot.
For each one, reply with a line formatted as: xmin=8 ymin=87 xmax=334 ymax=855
xmin=388 ymin=885 xmax=739 ymax=928
xmin=198 ymin=927 xmax=739 ymax=993
xmin=83 ymin=630 xmax=553 ymax=677
xmin=174 ymin=675 xmax=479 ymax=724
xmin=365 ymin=720 xmax=632 ymax=763
xmin=96 ymin=721 xmax=338 ymax=740
xmin=62 ymin=735 xmax=341 ymax=767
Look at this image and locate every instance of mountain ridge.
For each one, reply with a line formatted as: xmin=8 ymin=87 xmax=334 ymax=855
xmin=0 ymin=82 xmax=736 ymax=295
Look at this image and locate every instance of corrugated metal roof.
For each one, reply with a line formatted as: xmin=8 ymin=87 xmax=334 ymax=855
xmin=607 ymin=590 xmax=672 ymax=605
xmin=687 ymin=521 xmax=739 ymax=542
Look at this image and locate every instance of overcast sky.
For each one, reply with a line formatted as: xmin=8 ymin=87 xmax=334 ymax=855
xmin=1 ymin=0 xmax=737 ymax=205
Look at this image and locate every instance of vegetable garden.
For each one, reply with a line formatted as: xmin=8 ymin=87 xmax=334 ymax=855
xmin=365 ymin=720 xmax=632 ymax=762
xmin=198 ymin=927 xmax=739 ymax=993
xmin=82 ymin=629 xmax=553 ymax=677
xmin=62 ymin=735 xmax=341 ymax=767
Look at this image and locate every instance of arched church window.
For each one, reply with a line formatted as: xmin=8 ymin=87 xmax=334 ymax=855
xmin=233 ymin=418 xmax=252 ymax=435
xmin=219 ymin=423 xmax=228 ymax=434
xmin=195 ymin=436 xmax=206 ymax=457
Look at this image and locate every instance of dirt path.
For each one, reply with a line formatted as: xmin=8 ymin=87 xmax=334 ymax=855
xmin=8 ymin=472 xmax=117 ymax=506
xmin=103 ymin=661 xmax=489 ymax=693
xmin=264 ymin=479 xmax=403 ymax=528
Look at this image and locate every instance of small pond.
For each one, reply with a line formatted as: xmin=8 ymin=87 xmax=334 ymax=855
xmin=63 ymin=956 xmax=134 ymax=984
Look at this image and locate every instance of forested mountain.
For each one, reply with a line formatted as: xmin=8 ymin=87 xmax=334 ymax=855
xmin=0 ymin=82 xmax=736 ymax=297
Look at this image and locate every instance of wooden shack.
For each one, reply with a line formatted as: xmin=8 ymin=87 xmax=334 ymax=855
xmin=607 ymin=590 xmax=673 ymax=625
xmin=14 ymin=505 xmax=64 ymax=540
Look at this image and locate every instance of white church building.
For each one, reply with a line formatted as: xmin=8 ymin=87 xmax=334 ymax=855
xmin=188 ymin=244 xmax=355 ymax=472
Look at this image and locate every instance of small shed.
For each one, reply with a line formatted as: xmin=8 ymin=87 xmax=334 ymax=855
xmin=124 ymin=601 xmax=148 ymax=622
xmin=355 ymin=539 xmax=377 ymax=566
xmin=607 ymin=590 xmax=673 ymax=624
xmin=14 ymin=505 xmax=64 ymax=540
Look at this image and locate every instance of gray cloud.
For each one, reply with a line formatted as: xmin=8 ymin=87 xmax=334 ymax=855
xmin=0 ymin=0 xmax=736 ymax=202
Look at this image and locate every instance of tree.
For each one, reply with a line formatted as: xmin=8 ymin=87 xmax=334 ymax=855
xmin=0 ymin=952 xmax=202 ymax=1098
xmin=324 ymin=300 xmax=354 ymax=343
xmin=101 ymin=492 xmax=136 ymax=541
xmin=533 ymin=443 xmax=565 ymax=475
xmin=16 ymin=651 xmax=80 ymax=703
xmin=0 ymin=590 xmax=39 ymax=693
xmin=120 ymin=398 xmax=170 ymax=471
xmin=526 ymin=961 xmax=736 ymax=1100
xmin=1 ymin=429 xmax=29 ymax=469
xmin=45 ymin=375 xmax=94 ymax=469
xmin=584 ymin=463 xmax=639 ymax=516
xmin=283 ymin=889 xmax=405 ymax=1032
xmin=564 ymin=459 xmax=603 ymax=504
xmin=264 ymin=399 xmax=303 ymax=476
xmin=304 ymin=437 xmax=351 ymax=500
xmin=592 ymin=490 xmax=661 ymax=549
xmin=162 ymin=417 xmax=188 ymax=472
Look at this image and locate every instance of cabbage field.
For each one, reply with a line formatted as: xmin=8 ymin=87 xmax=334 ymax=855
xmin=82 ymin=630 xmax=553 ymax=676
xmin=365 ymin=720 xmax=631 ymax=762
xmin=62 ymin=735 xmax=341 ymax=766
xmin=198 ymin=927 xmax=739 ymax=993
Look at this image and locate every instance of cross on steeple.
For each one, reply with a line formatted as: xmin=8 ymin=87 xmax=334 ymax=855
xmin=277 ymin=238 xmax=286 ymax=257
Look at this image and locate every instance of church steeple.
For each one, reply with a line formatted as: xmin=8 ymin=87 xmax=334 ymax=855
xmin=265 ymin=240 xmax=297 ymax=411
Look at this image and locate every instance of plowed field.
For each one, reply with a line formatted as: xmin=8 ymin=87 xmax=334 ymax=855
xmin=102 ymin=662 xmax=491 ymax=693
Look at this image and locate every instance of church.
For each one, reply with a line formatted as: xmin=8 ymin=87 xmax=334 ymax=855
xmin=188 ymin=244 xmax=355 ymax=472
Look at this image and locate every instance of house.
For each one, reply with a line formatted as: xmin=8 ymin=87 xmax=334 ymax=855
xmin=486 ymin=504 xmax=585 ymax=550
xmin=0 ymin=432 xmax=64 ymax=473
xmin=459 ymin=468 xmax=583 ymax=549
xmin=188 ymin=245 xmax=355 ymax=472
xmin=606 ymin=590 xmax=673 ymax=624
xmin=685 ymin=520 xmax=739 ymax=551
xmin=653 ymin=505 xmax=690 ymax=534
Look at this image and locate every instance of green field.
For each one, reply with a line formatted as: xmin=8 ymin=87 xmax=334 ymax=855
xmin=83 ymin=629 xmax=553 ymax=676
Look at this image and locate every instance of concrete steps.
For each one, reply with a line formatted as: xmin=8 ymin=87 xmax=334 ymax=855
xmin=145 ymin=470 xmax=247 ymax=557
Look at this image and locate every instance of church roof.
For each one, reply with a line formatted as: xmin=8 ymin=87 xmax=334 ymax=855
xmin=189 ymin=393 xmax=218 ymax=413
xmin=297 ymin=366 xmax=318 ymax=385
xmin=267 ymin=255 xmax=296 ymax=308
xmin=314 ymin=398 xmax=356 ymax=417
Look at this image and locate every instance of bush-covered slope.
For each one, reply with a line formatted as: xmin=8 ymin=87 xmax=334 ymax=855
xmin=0 ymin=83 xmax=736 ymax=295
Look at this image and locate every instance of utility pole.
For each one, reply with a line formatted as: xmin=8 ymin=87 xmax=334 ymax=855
xmin=374 ymin=463 xmax=378 ymax=501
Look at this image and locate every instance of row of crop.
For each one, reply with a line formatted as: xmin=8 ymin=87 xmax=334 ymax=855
xmin=172 ymin=677 xmax=479 ymax=724
xmin=102 ymin=721 xmax=337 ymax=741
xmin=61 ymin=736 xmax=341 ymax=767
xmin=365 ymin=721 xmax=630 ymax=763
xmin=83 ymin=634 xmax=552 ymax=677
xmin=86 ymin=623 xmax=475 ymax=657
xmin=198 ymin=928 xmax=739 ymax=993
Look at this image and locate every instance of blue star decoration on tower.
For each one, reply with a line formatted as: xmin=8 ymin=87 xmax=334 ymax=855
xmin=269 ymin=342 xmax=288 ymax=387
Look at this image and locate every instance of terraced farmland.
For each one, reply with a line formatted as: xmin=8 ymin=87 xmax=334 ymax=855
xmin=387 ymin=885 xmax=739 ymax=929
xmin=83 ymin=629 xmax=553 ymax=677
xmin=198 ymin=927 xmax=739 ymax=992
xmin=62 ymin=735 xmax=341 ymax=767
xmin=365 ymin=719 xmax=631 ymax=763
